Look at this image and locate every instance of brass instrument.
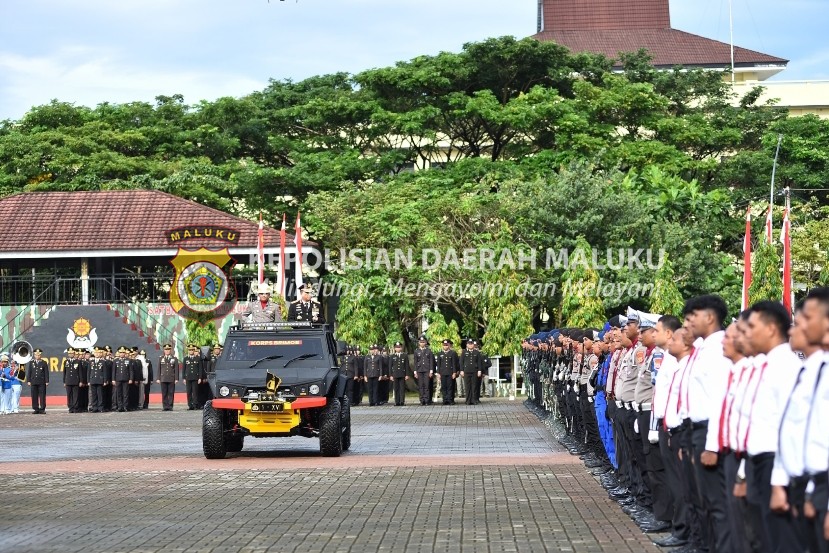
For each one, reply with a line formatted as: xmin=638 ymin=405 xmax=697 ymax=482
xmin=11 ymin=340 xmax=32 ymax=380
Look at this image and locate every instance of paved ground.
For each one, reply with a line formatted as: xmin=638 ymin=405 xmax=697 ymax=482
xmin=0 ymin=399 xmax=660 ymax=553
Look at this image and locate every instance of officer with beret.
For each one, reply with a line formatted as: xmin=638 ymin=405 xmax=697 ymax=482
xmin=27 ymin=348 xmax=49 ymax=414
xmin=156 ymin=344 xmax=179 ymax=411
xmin=288 ymin=284 xmax=325 ymax=323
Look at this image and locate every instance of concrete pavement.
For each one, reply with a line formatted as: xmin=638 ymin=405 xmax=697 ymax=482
xmin=0 ymin=399 xmax=660 ymax=553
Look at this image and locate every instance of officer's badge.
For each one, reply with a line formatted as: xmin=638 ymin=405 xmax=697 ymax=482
xmin=634 ymin=348 xmax=646 ymax=365
xmin=170 ymin=247 xmax=236 ymax=322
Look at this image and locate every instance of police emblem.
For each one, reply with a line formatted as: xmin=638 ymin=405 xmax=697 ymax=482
xmin=170 ymin=248 xmax=236 ymax=321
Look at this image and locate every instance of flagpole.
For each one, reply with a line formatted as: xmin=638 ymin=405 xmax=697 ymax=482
xmin=781 ymin=188 xmax=792 ymax=314
xmin=729 ymin=0 xmax=735 ymax=84
xmin=277 ymin=213 xmax=286 ymax=299
xmin=294 ymin=211 xmax=304 ymax=300
xmin=742 ymin=206 xmax=752 ymax=311
xmin=257 ymin=212 xmax=265 ymax=286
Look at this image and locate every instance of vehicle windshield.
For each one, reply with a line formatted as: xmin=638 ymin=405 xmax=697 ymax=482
xmin=224 ymin=336 xmax=324 ymax=366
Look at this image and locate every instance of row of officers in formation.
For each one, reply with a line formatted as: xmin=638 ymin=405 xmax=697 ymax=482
xmin=522 ymin=290 xmax=829 ymax=553
xmin=339 ymin=337 xmax=492 ymax=407
xmin=21 ymin=343 xmax=224 ymax=414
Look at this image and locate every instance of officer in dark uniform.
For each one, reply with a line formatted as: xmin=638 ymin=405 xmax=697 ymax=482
xmin=389 ymin=342 xmax=410 ymax=406
xmin=436 ymin=339 xmax=460 ymax=405
xmin=77 ymin=349 xmax=91 ymax=412
xmin=26 ymin=348 xmax=49 ymax=414
xmin=156 ymin=344 xmax=179 ymax=411
xmin=183 ymin=344 xmax=204 ymax=410
xmin=363 ymin=344 xmax=384 ymax=406
xmin=460 ymin=339 xmax=483 ymax=405
xmin=287 ymin=284 xmax=325 ymax=323
xmin=102 ymin=345 xmax=114 ymax=412
xmin=351 ymin=346 xmax=364 ymax=405
xmin=413 ymin=335 xmax=435 ymax=405
xmin=127 ymin=347 xmax=142 ymax=411
xmin=112 ymin=347 xmax=131 ymax=412
xmin=198 ymin=345 xmax=218 ymax=407
xmin=87 ymin=347 xmax=106 ymax=412
xmin=342 ymin=346 xmax=356 ymax=403
xmin=62 ymin=348 xmax=81 ymax=413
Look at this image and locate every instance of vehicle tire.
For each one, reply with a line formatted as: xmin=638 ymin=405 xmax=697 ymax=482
xmin=202 ymin=401 xmax=227 ymax=459
xmin=319 ymin=398 xmax=342 ymax=457
xmin=226 ymin=433 xmax=244 ymax=453
xmin=340 ymin=395 xmax=352 ymax=451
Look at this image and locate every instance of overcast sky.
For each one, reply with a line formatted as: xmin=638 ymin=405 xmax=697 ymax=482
xmin=1 ymin=0 xmax=826 ymax=121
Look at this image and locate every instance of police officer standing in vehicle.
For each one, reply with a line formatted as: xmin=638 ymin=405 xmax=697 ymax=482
xmin=26 ymin=348 xmax=49 ymax=414
xmin=389 ymin=341 xmax=410 ymax=406
xmin=156 ymin=344 xmax=179 ymax=411
xmin=287 ymin=284 xmax=325 ymax=323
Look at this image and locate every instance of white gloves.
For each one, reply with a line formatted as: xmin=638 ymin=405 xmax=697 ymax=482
xmin=648 ymin=430 xmax=659 ymax=444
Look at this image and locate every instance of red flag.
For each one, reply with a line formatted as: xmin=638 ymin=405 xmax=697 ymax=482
xmin=276 ymin=213 xmax=286 ymax=298
xmin=781 ymin=197 xmax=792 ymax=313
xmin=294 ymin=211 xmax=304 ymax=300
xmin=742 ymin=206 xmax=752 ymax=311
xmin=257 ymin=212 xmax=265 ymax=285
xmin=764 ymin=204 xmax=773 ymax=243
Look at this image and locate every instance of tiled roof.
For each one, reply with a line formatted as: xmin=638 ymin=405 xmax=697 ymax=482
xmin=532 ymin=28 xmax=788 ymax=67
xmin=0 ymin=190 xmax=292 ymax=253
xmin=540 ymin=0 xmax=670 ymax=31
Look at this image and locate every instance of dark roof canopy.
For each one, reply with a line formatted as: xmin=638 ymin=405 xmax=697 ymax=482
xmin=0 ymin=190 xmax=290 ymax=255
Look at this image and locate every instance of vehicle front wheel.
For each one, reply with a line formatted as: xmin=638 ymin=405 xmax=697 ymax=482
xmin=319 ymin=398 xmax=342 ymax=457
xmin=202 ymin=401 xmax=227 ymax=459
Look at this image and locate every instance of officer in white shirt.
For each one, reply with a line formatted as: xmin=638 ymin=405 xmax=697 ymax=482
xmin=741 ymin=300 xmax=801 ymax=552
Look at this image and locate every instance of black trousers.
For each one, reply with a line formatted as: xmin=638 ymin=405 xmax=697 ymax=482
xmin=691 ymin=424 xmax=732 ymax=553
xmin=89 ymin=384 xmax=103 ymax=412
xmin=622 ymin=408 xmax=651 ymax=506
xmin=127 ymin=382 xmax=139 ymax=410
xmin=463 ymin=373 xmax=478 ymax=405
xmin=350 ymin=378 xmax=362 ymax=405
xmin=143 ymin=382 xmax=152 ymax=408
xmin=102 ymin=383 xmax=112 ymax=411
xmin=393 ymin=378 xmax=407 ymax=405
xmin=638 ymin=410 xmax=671 ymax=521
xmin=379 ymin=378 xmax=389 ymax=403
xmin=659 ymin=422 xmax=690 ymax=540
xmin=416 ymin=373 xmax=430 ymax=404
xmin=674 ymin=423 xmax=708 ymax=549
xmin=810 ymin=476 xmax=829 ymax=553
xmin=65 ymin=384 xmax=79 ymax=412
xmin=746 ymin=452 xmax=794 ymax=553
xmin=160 ymin=382 xmax=175 ymax=410
xmin=30 ymin=384 xmax=47 ymax=412
xmin=722 ymin=452 xmax=752 ymax=553
xmin=185 ymin=379 xmax=199 ymax=408
xmin=367 ymin=377 xmax=380 ymax=406
xmin=612 ymin=405 xmax=632 ymax=490
xmin=440 ymin=375 xmax=454 ymax=404
xmin=115 ymin=381 xmax=129 ymax=411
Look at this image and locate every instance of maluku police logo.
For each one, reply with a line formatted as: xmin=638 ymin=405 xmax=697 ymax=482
xmin=170 ymin=247 xmax=236 ymax=321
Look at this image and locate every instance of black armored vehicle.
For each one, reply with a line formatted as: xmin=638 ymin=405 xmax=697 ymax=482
xmin=202 ymin=322 xmax=351 ymax=458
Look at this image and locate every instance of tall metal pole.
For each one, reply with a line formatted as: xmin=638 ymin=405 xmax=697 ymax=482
xmin=729 ymin=0 xmax=735 ymax=83
xmin=771 ymin=134 xmax=783 ymax=205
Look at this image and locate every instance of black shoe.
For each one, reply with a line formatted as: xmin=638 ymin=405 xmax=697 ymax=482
xmin=616 ymin=496 xmax=636 ymax=506
xmin=671 ymin=545 xmax=702 ymax=553
xmin=641 ymin=520 xmax=671 ymax=534
xmin=653 ymin=535 xmax=688 ymax=548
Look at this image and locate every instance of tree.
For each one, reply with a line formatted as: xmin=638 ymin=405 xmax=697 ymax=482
xmin=558 ymin=237 xmax=606 ymax=327
xmin=649 ymin=253 xmax=684 ymax=317
xmin=748 ymin=241 xmax=783 ymax=305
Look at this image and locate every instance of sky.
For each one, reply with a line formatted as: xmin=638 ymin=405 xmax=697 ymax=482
xmin=1 ymin=0 xmax=827 ymax=122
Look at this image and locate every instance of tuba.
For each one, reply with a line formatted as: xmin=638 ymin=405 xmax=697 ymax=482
xmin=11 ymin=340 xmax=32 ymax=380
